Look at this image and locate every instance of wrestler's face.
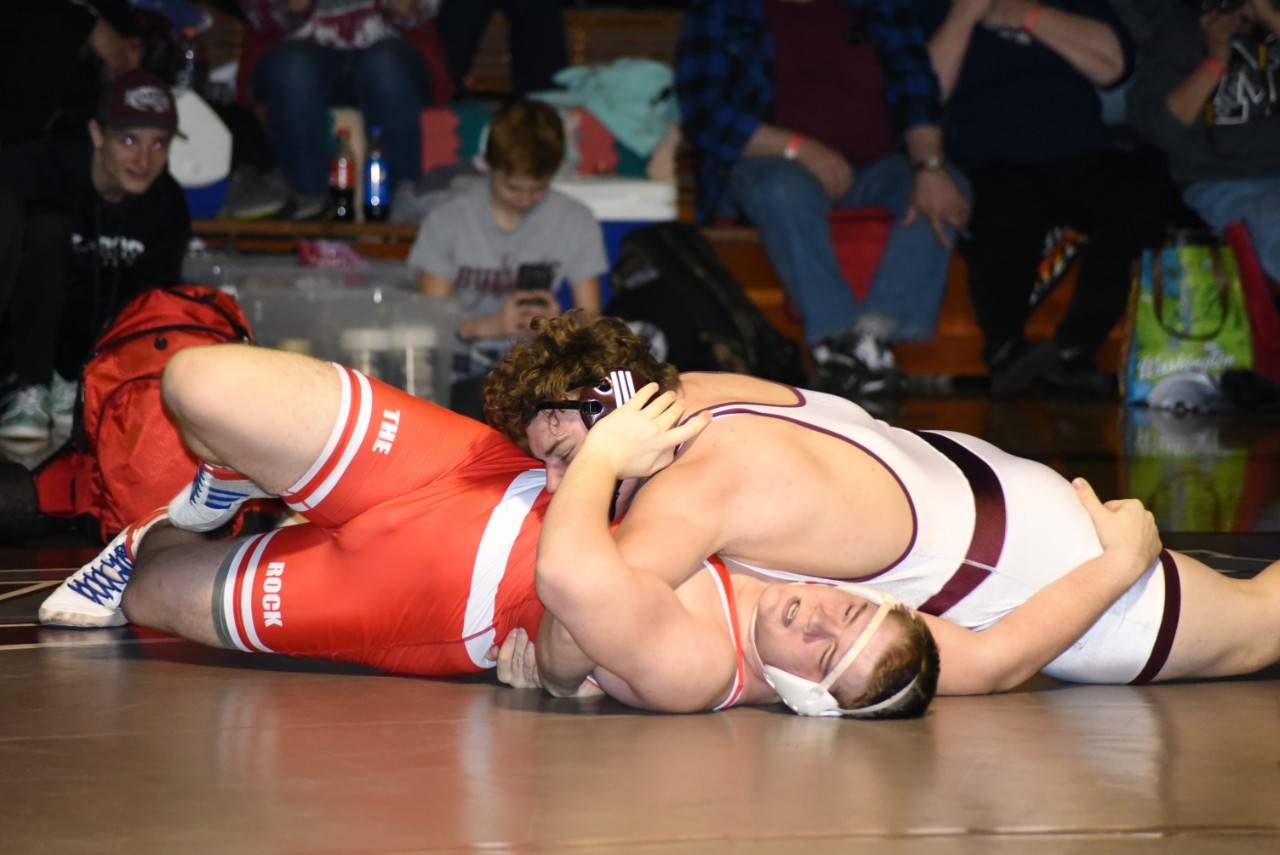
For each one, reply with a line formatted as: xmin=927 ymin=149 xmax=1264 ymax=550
xmin=89 ymin=119 xmax=172 ymax=198
xmin=526 ymin=408 xmax=641 ymax=515
xmin=752 ymin=583 xmax=903 ymax=703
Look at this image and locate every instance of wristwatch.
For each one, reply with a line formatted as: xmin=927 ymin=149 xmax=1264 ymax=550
xmin=912 ymin=155 xmax=947 ymax=173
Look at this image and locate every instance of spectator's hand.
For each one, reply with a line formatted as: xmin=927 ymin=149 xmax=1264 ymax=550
xmin=1073 ymin=478 xmax=1162 ymax=580
xmin=982 ymin=0 xmax=1034 ymax=31
xmin=88 ymin=20 xmax=141 ymax=77
xmin=1247 ymin=0 xmax=1280 ymax=35
xmin=489 ymin=628 xmax=542 ymax=689
xmin=953 ymin=0 xmax=996 ymax=25
xmin=1202 ymin=9 xmax=1248 ymax=63
xmin=286 ymin=0 xmax=315 ymax=14
xmin=383 ymin=0 xmax=420 ymax=18
xmin=501 ymin=291 xmax=560 ymax=337
xmin=903 ymin=169 xmax=971 ymax=248
xmin=795 ymin=138 xmax=854 ymax=201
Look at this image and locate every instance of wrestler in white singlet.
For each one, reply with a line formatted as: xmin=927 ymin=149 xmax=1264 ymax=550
xmin=694 ymin=390 xmax=1176 ymax=684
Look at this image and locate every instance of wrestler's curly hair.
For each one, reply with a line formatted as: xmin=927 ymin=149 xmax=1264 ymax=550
xmin=834 ymin=610 xmax=940 ymax=719
xmin=483 ymin=311 xmax=681 ymax=445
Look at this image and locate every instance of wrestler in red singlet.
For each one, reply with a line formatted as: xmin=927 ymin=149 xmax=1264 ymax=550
xmin=212 ymin=365 xmax=549 ymax=675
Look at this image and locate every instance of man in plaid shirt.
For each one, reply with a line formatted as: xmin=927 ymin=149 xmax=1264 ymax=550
xmin=676 ymin=0 xmax=971 ymax=398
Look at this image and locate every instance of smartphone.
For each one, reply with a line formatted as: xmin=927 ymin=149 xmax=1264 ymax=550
xmin=515 ymin=263 xmax=555 ymax=305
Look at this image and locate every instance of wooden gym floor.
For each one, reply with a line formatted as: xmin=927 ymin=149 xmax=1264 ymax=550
xmin=1 ymin=397 xmax=1277 ymax=854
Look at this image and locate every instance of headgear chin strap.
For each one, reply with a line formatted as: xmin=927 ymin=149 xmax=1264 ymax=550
xmin=755 ymin=583 xmax=923 ymax=719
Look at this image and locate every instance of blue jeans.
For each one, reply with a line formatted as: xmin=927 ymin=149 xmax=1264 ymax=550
xmin=726 ymin=153 xmax=969 ymax=344
xmin=253 ymin=37 xmax=430 ymax=196
xmin=1184 ymin=176 xmax=1280 ymax=282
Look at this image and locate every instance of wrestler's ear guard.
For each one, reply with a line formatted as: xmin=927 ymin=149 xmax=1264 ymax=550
xmin=577 ymin=370 xmax=652 ymax=428
xmin=534 ymin=370 xmax=654 ymax=429
xmin=757 ymin=584 xmax=923 ymax=719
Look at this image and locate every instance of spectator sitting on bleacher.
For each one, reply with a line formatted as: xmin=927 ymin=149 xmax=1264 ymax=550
xmin=1127 ymin=0 xmax=1280 ymax=281
xmin=918 ymin=0 xmax=1171 ymax=397
xmin=408 ymin=99 xmax=606 ymax=419
xmin=676 ymin=0 xmax=972 ymax=399
xmin=435 ymin=0 xmax=568 ymax=97
xmin=237 ymin=0 xmax=448 ymax=219
xmin=0 ymin=69 xmax=190 ymax=442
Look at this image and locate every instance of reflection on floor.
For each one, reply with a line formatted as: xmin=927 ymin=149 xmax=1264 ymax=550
xmin=1 ymin=397 xmax=1277 ymax=853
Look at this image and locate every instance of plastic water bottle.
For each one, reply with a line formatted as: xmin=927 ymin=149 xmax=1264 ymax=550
xmin=329 ymin=129 xmax=355 ymax=222
xmin=172 ymin=25 xmax=207 ymax=94
xmin=363 ymin=126 xmax=389 ymax=222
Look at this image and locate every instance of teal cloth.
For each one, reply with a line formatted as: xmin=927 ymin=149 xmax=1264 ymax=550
xmin=533 ymin=59 xmax=678 ymax=158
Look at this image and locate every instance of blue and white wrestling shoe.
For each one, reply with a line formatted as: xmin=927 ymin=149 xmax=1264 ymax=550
xmin=38 ymin=509 xmax=165 ymax=628
xmin=168 ymin=462 xmax=269 ymax=533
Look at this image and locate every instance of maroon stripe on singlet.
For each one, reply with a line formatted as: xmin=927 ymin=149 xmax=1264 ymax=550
xmin=913 ymin=432 xmax=1007 ymax=617
xmin=1129 ymin=550 xmax=1181 ymax=685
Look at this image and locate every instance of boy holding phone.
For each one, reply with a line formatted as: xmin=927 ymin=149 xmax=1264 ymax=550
xmin=408 ymin=100 xmax=607 ymax=416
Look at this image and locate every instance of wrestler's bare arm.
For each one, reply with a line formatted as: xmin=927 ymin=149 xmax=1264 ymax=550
xmin=611 ymin=428 xmax=746 ymax=588
xmin=535 ymin=391 xmax=725 ymax=711
xmin=921 ymin=482 xmax=1162 ymax=695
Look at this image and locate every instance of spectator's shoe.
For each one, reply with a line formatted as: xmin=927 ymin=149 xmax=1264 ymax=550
xmin=167 ymin=462 xmax=270 ymax=533
xmin=288 ymin=192 xmax=333 ymax=222
xmin=813 ymin=332 xmax=905 ymax=399
xmin=49 ymin=372 xmax=77 ymax=434
xmin=1040 ymin=349 xmax=1114 ymax=398
xmin=220 ymin=167 xmax=291 ymax=220
xmin=38 ymin=508 xmax=167 ymax=628
xmin=988 ymin=340 xmax=1059 ymax=398
xmin=0 ymin=385 xmax=51 ymax=441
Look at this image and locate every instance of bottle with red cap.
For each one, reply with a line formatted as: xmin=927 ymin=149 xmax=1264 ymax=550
xmin=329 ymin=129 xmax=355 ymax=222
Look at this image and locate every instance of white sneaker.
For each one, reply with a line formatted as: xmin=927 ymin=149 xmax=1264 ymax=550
xmin=0 ymin=385 xmax=51 ymax=441
xmin=49 ymin=372 xmax=77 ymax=433
xmin=168 ymin=462 xmax=270 ymax=532
xmin=38 ymin=509 xmax=166 ymax=628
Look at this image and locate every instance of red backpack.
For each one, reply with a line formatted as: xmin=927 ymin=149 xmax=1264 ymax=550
xmin=34 ymin=285 xmax=253 ymax=541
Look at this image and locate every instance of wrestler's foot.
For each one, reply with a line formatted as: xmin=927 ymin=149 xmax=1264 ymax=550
xmin=38 ymin=509 xmax=166 ymax=627
xmin=168 ymin=462 xmax=269 ymax=532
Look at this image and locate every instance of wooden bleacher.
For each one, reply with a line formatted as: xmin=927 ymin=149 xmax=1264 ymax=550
xmin=195 ymin=5 xmax=1122 ymax=377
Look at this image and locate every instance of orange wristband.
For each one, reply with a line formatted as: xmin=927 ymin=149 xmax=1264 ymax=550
xmin=1023 ymin=2 xmax=1045 ymax=33
xmin=1201 ymin=56 xmax=1228 ymax=79
xmin=783 ymin=133 xmax=804 ymax=160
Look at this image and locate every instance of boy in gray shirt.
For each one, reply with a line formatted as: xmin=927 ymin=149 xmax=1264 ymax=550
xmin=408 ymin=100 xmax=607 ymax=407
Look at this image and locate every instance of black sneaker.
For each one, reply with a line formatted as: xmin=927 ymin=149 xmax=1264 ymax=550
xmin=1040 ymin=351 xmax=1115 ymax=398
xmin=812 ymin=332 xmax=904 ymax=399
xmin=988 ymin=340 xmax=1059 ymax=398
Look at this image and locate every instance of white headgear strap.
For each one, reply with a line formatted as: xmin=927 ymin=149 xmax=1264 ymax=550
xmin=757 ymin=583 xmax=923 ymax=718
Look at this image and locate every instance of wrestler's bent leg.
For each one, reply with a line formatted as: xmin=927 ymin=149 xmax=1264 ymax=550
xmin=1156 ymin=554 xmax=1280 ymax=680
xmin=162 ymin=344 xmax=342 ymax=493
xmin=121 ymin=524 xmax=238 ymax=647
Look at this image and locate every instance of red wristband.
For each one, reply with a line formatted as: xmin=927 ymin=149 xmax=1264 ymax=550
xmin=1023 ymin=3 xmax=1045 ymax=33
xmin=783 ymin=133 xmax=803 ymax=160
xmin=1201 ymin=56 xmax=1228 ymax=79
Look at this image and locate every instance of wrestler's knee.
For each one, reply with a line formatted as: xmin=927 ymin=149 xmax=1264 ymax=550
xmin=162 ymin=344 xmax=255 ymax=428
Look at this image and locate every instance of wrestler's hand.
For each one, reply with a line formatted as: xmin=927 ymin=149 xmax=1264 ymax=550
xmin=490 ymin=627 xmax=542 ymax=689
xmin=1073 ymin=478 xmax=1162 ymax=576
xmin=582 ymin=383 xmax=711 ymax=479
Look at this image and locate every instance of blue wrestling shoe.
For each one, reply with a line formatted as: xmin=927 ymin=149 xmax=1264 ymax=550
xmin=168 ymin=462 xmax=269 ymax=532
xmin=38 ymin=509 xmax=166 ymax=627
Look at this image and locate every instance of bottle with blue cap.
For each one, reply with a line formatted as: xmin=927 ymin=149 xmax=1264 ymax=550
xmin=363 ymin=126 xmax=389 ymax=222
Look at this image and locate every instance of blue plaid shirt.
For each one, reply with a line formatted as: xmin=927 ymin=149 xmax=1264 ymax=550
xmin=676 ymin=0 xmax=942 ymax=223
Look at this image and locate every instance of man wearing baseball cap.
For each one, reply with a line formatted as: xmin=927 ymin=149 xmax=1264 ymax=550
xmin=0 ymin=69 xmax=190 ymax=442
